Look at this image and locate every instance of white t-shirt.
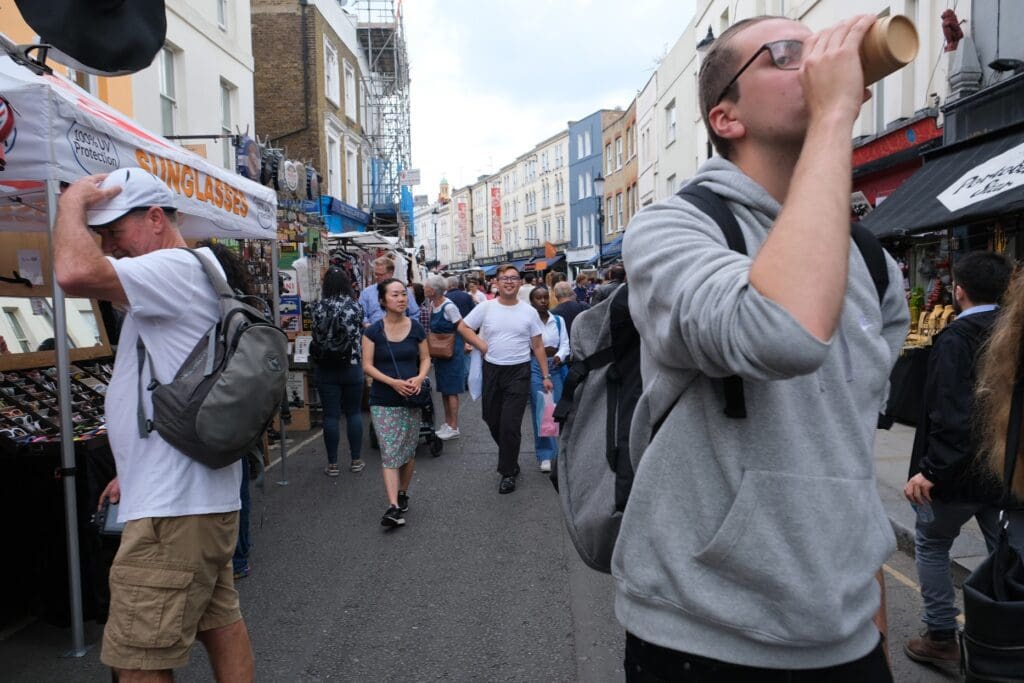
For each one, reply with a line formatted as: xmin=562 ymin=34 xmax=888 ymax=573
xmin=462 ymin=299 xmax=544 ymax=365
xmin=541 ymin=313 xmax=571 ymax=361
xmin=517 ymin=283 xmax=535 ymax=303
xmin=431 ymin=298 xmax=462 ymax=324
xmin=471 ymin=290 xmax=487 ymax=305
xmin=106 ymin=248 xmax=242 ymax=522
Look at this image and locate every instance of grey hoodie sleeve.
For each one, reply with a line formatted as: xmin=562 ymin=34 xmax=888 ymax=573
xmin=623 ymin=197 xmax=831 ymax=381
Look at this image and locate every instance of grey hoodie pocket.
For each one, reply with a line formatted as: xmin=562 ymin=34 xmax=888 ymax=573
xmin=693 ymin=469 xmax=893 ymax=645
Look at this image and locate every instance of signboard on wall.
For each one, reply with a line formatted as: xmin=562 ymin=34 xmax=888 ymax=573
xmin=490 ymin=186 xmax=502 ymax=244
xmin=399 ymin=168 xmax=421 ymax=186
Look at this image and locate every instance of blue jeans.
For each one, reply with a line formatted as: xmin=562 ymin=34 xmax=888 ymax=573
xmin=529 ymin=357 xmax=566 ymax=463
xmin=914 ymin=499 xmax=1024 ymax=631
xmin=315 ymin=363 xmax=364 ymax=465
xmin=233 ymin=459 xmax=251 ymax=573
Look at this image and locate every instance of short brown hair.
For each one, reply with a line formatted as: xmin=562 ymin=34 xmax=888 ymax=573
xmin=698 ymin=16 xmax=783 ymax=159
xmin=496 ymin=263 xmax=520 ymax=277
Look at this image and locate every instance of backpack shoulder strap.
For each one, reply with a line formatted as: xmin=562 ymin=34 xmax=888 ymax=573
xmin=676 ymin=184 xmax=747 ymax=255
xmin=182 ymin=248 xmax=233 ymax=299
xmin=850 ymin=222 xmax=889 ymax=306
xmin=674 ymin=184 xmax=747 ymax=418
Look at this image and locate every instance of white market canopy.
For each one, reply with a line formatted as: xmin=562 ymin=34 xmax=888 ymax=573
xmin=326 ymin=230 xmax=399 ymax=249
xmin=0 ymin=48 xmax=277 ymax=238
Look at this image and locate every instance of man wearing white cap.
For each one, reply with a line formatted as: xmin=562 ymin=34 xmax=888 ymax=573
xmin=54 ymin=168 xmax=254 ymax=682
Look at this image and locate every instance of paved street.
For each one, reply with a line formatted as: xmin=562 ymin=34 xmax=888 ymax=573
xmin=3 ymin=393 xmax=964 ymax=682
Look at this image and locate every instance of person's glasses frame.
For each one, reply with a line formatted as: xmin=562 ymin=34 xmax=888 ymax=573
xmin=497 ymin=275 xmax=521 ymax=283
xmin=715 ymin=39 xmax=804 ymax=106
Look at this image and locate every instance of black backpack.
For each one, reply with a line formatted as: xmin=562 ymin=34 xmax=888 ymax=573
xmin=551 ymin=183 xmax=890 ymax=573
xmin=310 ymin=300 xmax=354 ymax=363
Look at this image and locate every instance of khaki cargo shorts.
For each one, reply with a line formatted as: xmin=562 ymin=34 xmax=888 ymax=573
xmin=100 ymin=512 xmax=241 ymax=671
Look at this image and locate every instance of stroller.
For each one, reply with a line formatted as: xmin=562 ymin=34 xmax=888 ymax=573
xmin=368 ymin=381 xmax=444 ymax=457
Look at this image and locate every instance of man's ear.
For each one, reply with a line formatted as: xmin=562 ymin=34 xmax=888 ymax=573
xmin=145 ymin=206 xmax=167 ymax=233
xmin=708 ymin=102 xmax=745 ymax=143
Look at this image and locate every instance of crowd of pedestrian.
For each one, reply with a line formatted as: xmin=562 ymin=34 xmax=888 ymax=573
xmin=35 ymin=12 xmax=1024 ymax=683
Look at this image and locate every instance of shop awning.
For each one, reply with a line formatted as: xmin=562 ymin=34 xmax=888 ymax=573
xmin=860 ymin=124 xmax=1024 ymax=239
xmin=482 ymin=264 xmax=499 ymax=276
xmin=526 ymin=254 xmax=565 ymax=271
xmin=508 ymin=258 xmax=531 ymax=273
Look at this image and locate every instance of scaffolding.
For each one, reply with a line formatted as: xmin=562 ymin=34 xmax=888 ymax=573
xmin=353 ymin=0 xmax=412 ymax=242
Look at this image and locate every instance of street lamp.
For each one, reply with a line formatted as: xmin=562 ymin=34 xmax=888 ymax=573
xmin=593 ymin=172 xmax=605 ymax=269
xmin=431 ymin=205 xmax=439 ymax=266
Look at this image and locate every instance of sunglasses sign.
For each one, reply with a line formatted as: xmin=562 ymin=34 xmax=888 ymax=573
xmin=937 ymin=141 xmax=1024 ymax=213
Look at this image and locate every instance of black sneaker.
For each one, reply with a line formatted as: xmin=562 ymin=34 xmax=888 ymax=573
xmin=397 ymin=490 xmax=409 ymax=513
xmin=381 ymin=506 xmax=405 ymax=527
xmin=499 ymin=475 xmax=517 ymax=494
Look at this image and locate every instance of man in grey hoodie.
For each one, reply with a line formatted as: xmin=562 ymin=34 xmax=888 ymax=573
xmin=617 ymin=14 xmax=909 ymax=681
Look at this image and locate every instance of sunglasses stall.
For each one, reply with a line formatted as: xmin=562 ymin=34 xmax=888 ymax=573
xmin=0 ymin=363 xmax=111 ymax=450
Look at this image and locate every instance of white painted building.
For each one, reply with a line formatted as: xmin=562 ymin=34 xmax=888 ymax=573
xmin=132 ymin=0 xmax=257 ymax=170
xmin=499 ymin=160 xmax=522 ymax=253
xmin=535 ymin=130 xmax=570 ymax=248
xmin=450 ymin=185 xmax=473 ymax=263
xmin=636 ymin=71 xmax=659 ymax=207
xmin=654 ymin=0 xmax=965 ymax=196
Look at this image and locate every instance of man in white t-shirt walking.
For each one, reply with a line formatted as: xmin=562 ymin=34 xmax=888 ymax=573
xmin=463 ymin=265 xmax=552 ymax=493
xmin=54 ymin=168 xmax=254 ymax=682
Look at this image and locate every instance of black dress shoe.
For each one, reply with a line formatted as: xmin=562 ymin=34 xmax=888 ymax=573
xmin=498 ymin=475 xmax=517 ymax=494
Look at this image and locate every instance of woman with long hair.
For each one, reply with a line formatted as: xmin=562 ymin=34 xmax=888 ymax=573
xmin=977 ymin=266 xmax=1024 ymax=501
xmin=312 ymin=267 xmax=365 ymax=476
xmin=362 ymin=279 xmax=431 ymax=528
xmin=422 ymin=274 xmax=487 ymax=439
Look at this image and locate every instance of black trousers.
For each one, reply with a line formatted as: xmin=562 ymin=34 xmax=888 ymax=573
xmin=624 ymin=632 xmax=892 ymax=683
xmin=481 ymin=360 xmax=531 ymax=476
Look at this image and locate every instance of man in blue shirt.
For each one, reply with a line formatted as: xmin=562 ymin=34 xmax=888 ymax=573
xmin=359 ymin=256 xmax=419 ymax=326
xmin=445 ymin=275 xmax=476 ymax=318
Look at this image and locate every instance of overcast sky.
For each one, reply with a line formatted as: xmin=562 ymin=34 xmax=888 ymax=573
xmin=402 ymin=0 xmax=697 ymax=201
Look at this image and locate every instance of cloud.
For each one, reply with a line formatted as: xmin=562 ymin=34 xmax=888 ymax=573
xmin=404 ymin=0 xmax=696 ymax=199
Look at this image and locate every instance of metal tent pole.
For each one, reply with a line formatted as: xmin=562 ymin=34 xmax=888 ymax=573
xmin=271 ymin=239 xmax=288 ymax=486
xmin=46 ymin=178 xmax=87 ymax=657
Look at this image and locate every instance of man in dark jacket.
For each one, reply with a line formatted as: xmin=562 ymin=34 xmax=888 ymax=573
xmin=903 ymin=250 xmax=1014 ymax=667
xmin=550 ymin=281 xmax=589 ymax=336
xmin=445 ymin=275 xmax=476 ymax=318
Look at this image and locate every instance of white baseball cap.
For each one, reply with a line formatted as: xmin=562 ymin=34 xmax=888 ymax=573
xmin=85 ymin=167 xmax=176 ymax=227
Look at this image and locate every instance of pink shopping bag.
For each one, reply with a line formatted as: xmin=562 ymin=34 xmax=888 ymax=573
xmin=540 ymin=391 xmax=559 ymax=437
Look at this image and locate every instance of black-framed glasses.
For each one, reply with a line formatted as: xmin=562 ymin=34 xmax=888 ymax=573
xmin=497 ymin=275 xmax=521 ymax=283
xmin=715 ymin=40 xmax=803 ymax=105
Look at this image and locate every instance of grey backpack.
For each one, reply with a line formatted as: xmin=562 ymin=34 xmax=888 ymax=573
xmin=136 ymin=249 xmax=289 ymax=469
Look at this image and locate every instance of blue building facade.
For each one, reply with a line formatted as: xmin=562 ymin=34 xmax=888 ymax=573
xmin=566 ymin=109 xmax=615 ymax=273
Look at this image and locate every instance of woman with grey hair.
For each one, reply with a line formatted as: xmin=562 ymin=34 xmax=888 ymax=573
xmin=423 ymin=274 xmax=487 ymax=440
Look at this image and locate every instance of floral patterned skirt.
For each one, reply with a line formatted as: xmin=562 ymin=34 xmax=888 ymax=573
xmin=370 ymin=406 xmax=420 ymax=468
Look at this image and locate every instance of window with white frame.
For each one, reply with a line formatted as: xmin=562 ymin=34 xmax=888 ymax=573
xmin=556 ymin=216 xmax=565 ymax=241
xmin=665 ymin=100 xmax=677 ymax=145
xmin=217 ymin=0 xmax=228 ymax=29
xmin=324 ymin=39 xmax=340 ymax=105
xmin=585 ymin=171 xmax=592 ymax=197
xmin=584 ymin=130 xmax=592 ymax=157
xmin=555 ymin=176 xmax=563 ymax=204
xmin=577 ymin=175 xmax=584 ymax=201
xmin=576 ymin=134 xmax=584 ymax=159
xmin=344 ymin=60 xmax=356 ymax=118
xmin=606 ymin=197 xmax=614 ymax=230
xmin=326 ymin=131 xmax=341 ymax=197
xmin=359 ymin=82 xmax=366 ymax=127
xmin=220 ymin=79 xmax=235 ymax=168
xmin=615 ymin=137 xmax=623 ymax=168
xmin=543 ymin=219 xmax=550 ymax=241
xmin=542 ymin=181 xmax=550 ymax=208
xmin=616 ymin=193 xmax=624 ymax=229
xmin=605 ymin=143 xmax=613 ymax=174
xmin=576 ymin=216 xmax=583 ymax=244
xmin=158 ymin=46 xmax=177 ymax=136
xmin=345 ymin=144 xmax=357 ymax=204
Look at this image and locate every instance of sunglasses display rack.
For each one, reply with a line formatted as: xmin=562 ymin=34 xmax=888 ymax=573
xmin=0 ymin=361 xmax=112 ymax=453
